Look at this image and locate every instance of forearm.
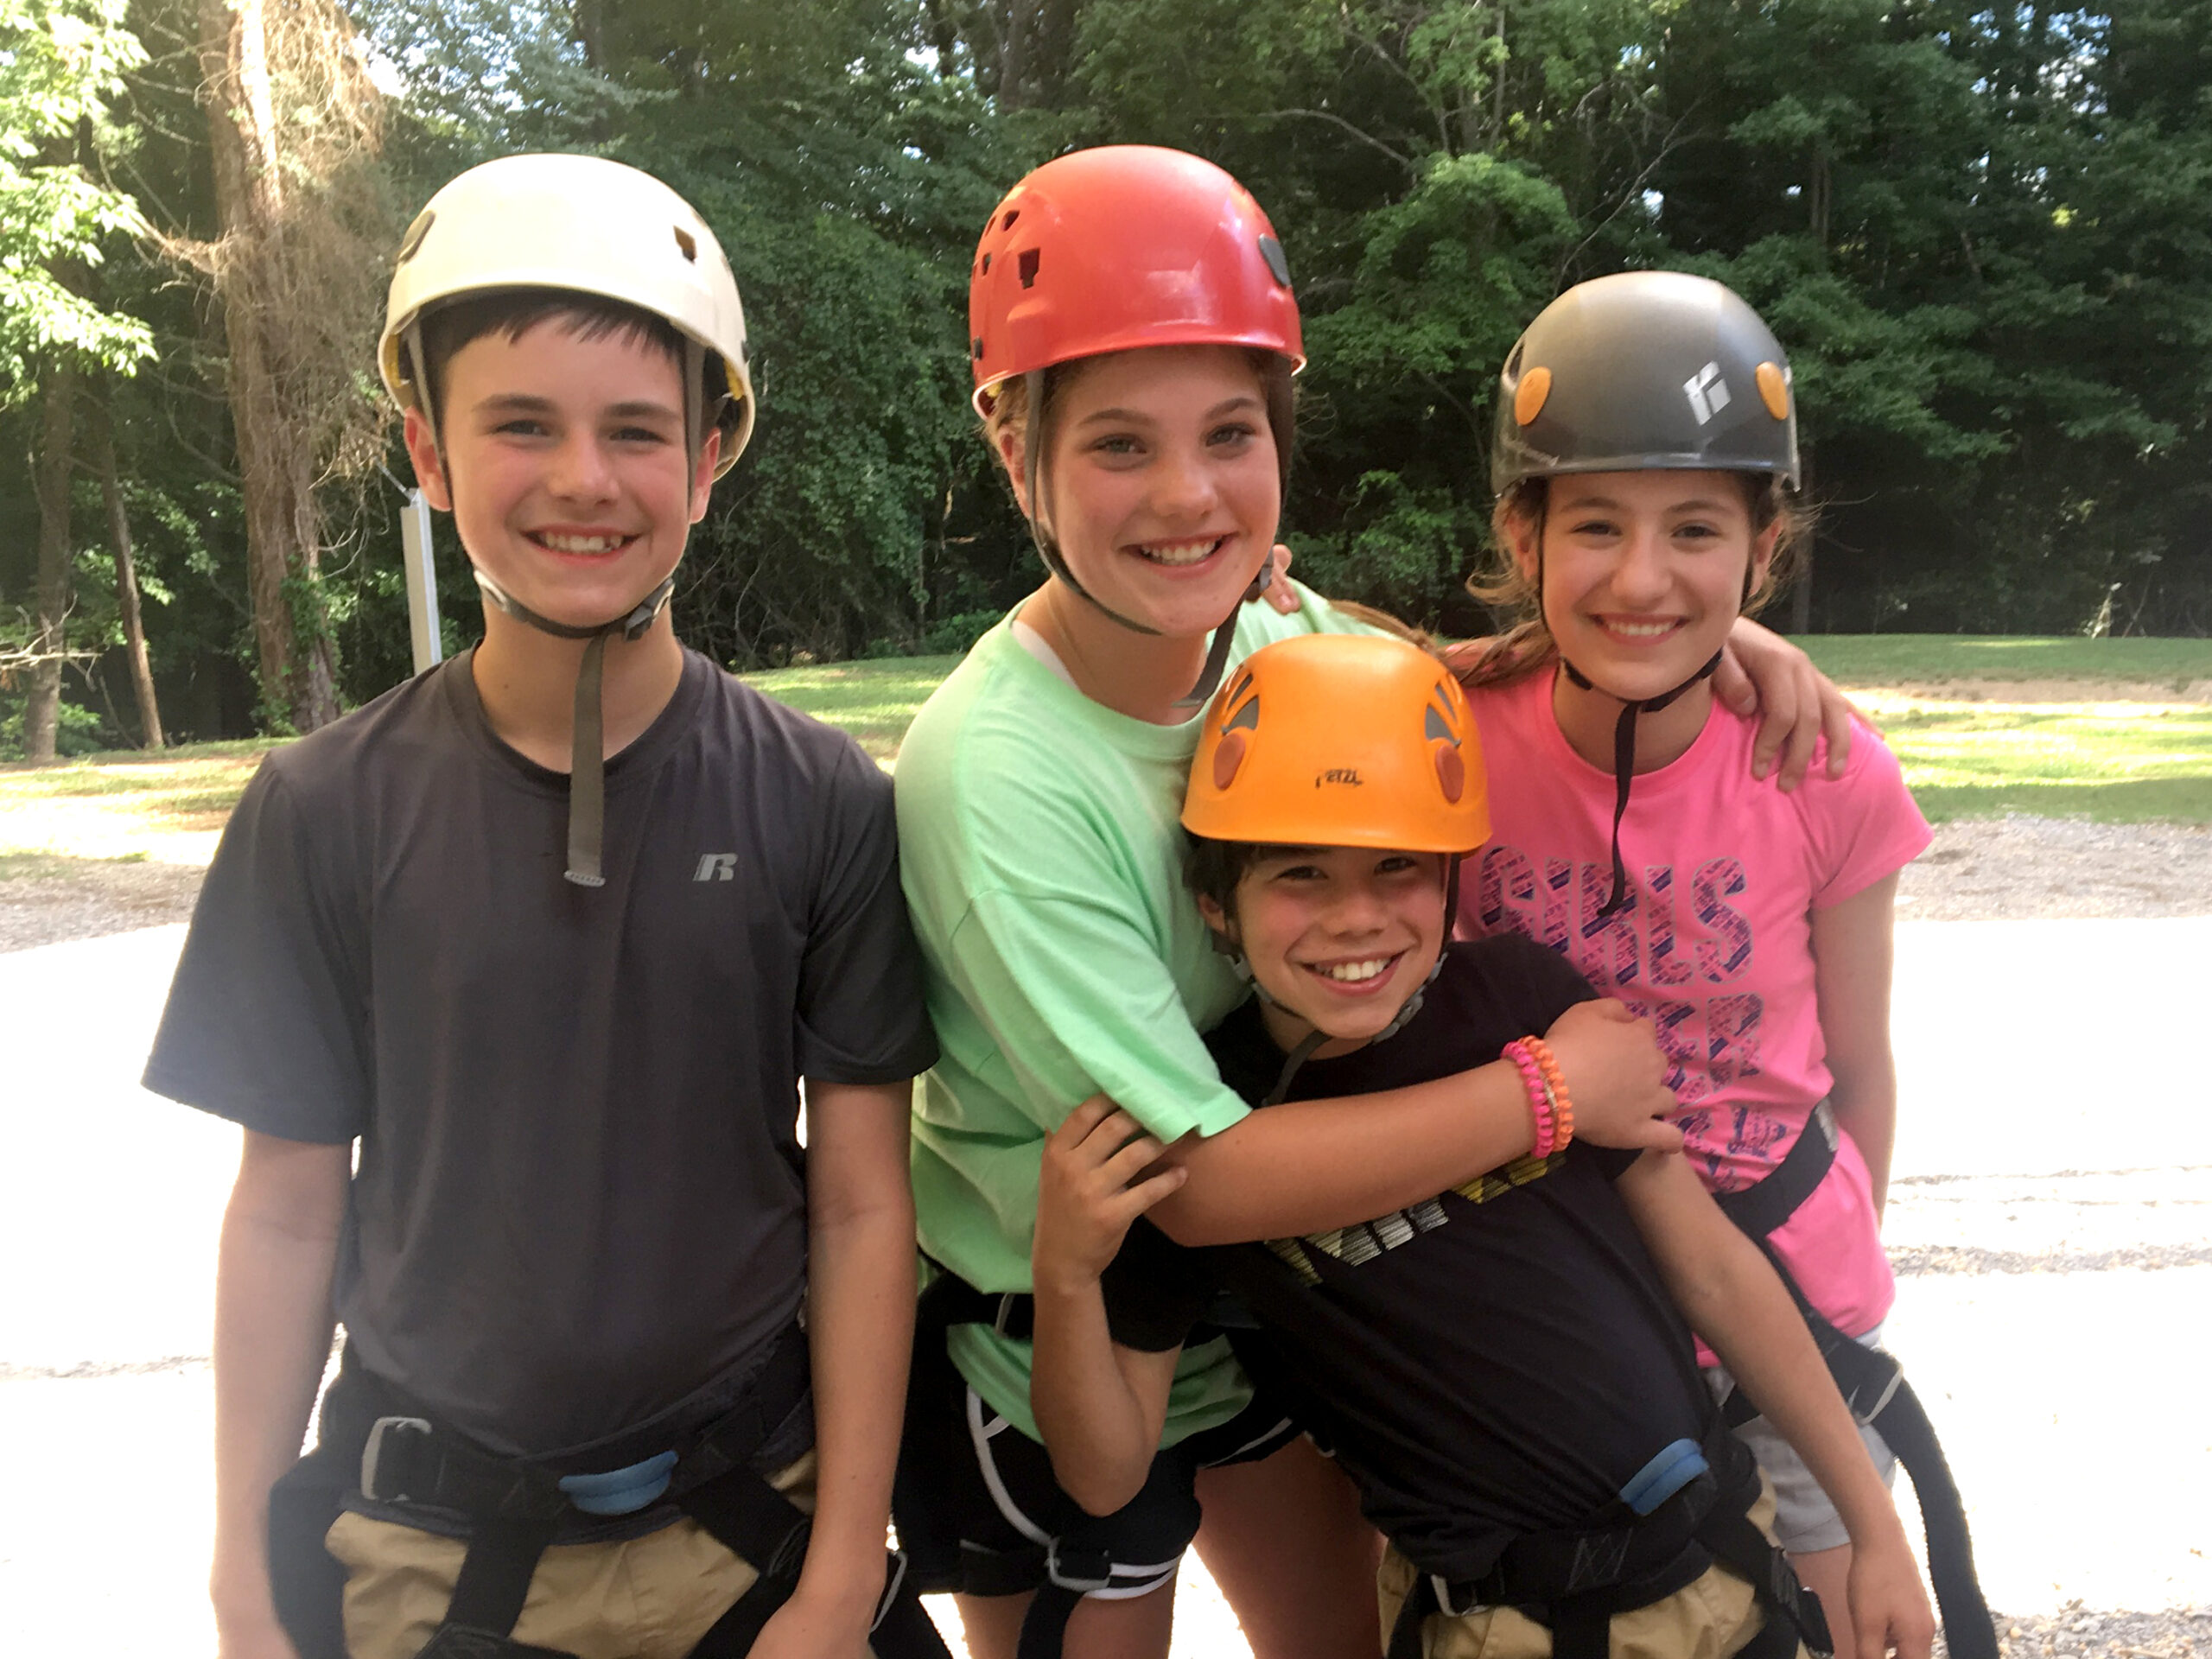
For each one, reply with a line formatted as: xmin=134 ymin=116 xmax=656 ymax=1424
xmin=1830 ymin=1077 xmax=1898 ymax=1220
xmin=793 ymin=1082 xmax=916 ymax=1620
xmin=1149 ymin=1064 xmax=1532 ymax=1245
xmin=795 ymin=1199 xmax=911 ymax=1609
xmin=1679 ymin=1238 xmax=1905 ymax=1554
xmin=1030 ymin=1278 xmax=1168 ymax=1516
xmin=211 ymin=1141 xmax=346 ymax=1634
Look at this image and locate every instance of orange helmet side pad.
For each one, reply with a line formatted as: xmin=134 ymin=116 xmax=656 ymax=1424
xmin=1184 ymin=635 xmax=1491 ymax=855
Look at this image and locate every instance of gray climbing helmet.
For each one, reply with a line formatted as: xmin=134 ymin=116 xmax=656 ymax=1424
xmin=1491 ymin=271 xmax=1800 ymax=495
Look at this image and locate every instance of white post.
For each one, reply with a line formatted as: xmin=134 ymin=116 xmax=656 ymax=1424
xmin=400 ymin=487 xmax=442 ymax=674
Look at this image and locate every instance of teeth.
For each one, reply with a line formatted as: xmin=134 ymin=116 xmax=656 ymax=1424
xmin=1135 ymin=537 xmax=1223 ymax=567
xmin=1605 ymin=619 xmax=1679 ymax=637
xmin=1315 ymin=958 xmax=1390 ymax=983
xmin=539 ymin=533 xmax=626 ymax=554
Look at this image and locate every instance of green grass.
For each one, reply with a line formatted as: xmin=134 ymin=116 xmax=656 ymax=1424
xmin=1869 ymin=702 xmax=2212 ymax=823
xmin=1796 ymin=634 xmax=2212 ymax=689
xmin=740 ymin=655 xmax=963 ymax=763
xmin=6 ymin=642 xmax=2209 ymax=861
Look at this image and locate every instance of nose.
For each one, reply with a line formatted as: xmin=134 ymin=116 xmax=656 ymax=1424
xmin=548 ymin=432 xmax=620 ymax=504
xmin=1609 ymin=523 xmax=1671 ymax=606
xmin=1323 ymin=874 xmax=1390 ymax=935
xmin=1149 ymin=441 xmax=1221 ymax=521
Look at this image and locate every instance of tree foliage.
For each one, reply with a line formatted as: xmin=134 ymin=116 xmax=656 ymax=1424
xmin=6 ymin=0 xmax=2212 ymax=754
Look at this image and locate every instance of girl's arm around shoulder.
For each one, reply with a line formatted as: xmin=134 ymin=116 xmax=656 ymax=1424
xmin=770 ymin=1079 xmax=918 ymax=1654
xmin=1149 ymin=993 xmax=1682 ymax=1245
xmin=1613 ymin=1153 xmax=1934 ymax=1659
xmin=1032 ymin=1100 xmax=1191 ymax=1516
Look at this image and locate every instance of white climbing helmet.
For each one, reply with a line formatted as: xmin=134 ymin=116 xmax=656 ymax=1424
xmin=380 ymin=152 xmax=755 ymax=475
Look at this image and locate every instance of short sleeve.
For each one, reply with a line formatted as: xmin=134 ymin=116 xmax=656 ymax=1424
xmin=944 ymin=887 xmax=1250 ymax=1143
xmin=1807 ymin=720 xmax=1932 ymax=909
xmin=795 ymin=744 xmax=939 ymax=1084
xmin=141 ymin=763 xmax=368 ymax=1143
xmin=1101 ymin=1219 xmax=1217 ymax=1353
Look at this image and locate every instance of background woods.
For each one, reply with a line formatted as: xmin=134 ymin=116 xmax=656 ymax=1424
xmin=3 ymin=0 xmax=2210 ymax=753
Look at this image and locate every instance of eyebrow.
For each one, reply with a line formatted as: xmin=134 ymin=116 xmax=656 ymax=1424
xmin=472 ymin=394 xmax=683 ymax=422
xmin=1072 ymin=394 xmax=1265 ymax=429
xmin=1554 ymin=492 xmax=1733 ymax=514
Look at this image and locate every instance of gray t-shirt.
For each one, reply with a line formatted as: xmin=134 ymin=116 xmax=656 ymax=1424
xmin=144 ymin=647 xmax=937 ymax=1456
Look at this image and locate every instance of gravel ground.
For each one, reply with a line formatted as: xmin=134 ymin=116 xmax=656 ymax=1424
xmin=1897 ymin=817 xmax=2212 ymax=922
xmin=2 ymin=813 xmax=2208 ymax=956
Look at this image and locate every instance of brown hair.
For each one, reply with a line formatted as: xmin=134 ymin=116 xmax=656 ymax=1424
xmin=416 ymin=289 xmax=691 ymax=430
xmin=1457 ymin=473 xmax=1809 ymax=690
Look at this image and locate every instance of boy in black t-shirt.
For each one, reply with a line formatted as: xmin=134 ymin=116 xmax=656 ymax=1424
xmin=143 ymin=157 xmax=942 ymax=1659
xmin=1029 ymin=634 xmax=1931 ymax=1659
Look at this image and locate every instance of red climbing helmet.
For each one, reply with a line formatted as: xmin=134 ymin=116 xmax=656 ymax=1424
xmin=968 ymin=145 xmax=1306 ymax=415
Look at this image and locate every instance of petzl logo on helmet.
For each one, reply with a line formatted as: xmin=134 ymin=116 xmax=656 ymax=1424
xmin=1316 ymin=768 xmax=1363 ymax=787
xmin=1684 ymin=361 xmax=1731 ymax=425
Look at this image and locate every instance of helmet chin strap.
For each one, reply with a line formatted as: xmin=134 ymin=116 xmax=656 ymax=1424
xmin=1020 ymin=369 xmax=1282 ymax=712
xmin=475 ymin=570 xmax=677 ymax=887
xmin=1548 ymin=555 xmax=1752 ymax=921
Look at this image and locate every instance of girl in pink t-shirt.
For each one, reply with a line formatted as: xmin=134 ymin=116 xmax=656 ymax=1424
xmin=1452 ymin=273 xmax=1942 ymax=1658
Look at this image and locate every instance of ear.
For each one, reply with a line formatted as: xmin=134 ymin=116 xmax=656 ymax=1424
xmin=995 ymin=424 xmax=1033 ymax=518
xmin=1748 ymin=517 xmax=1781 ymax=598
xmin=689 ymin=426 xmax=722 ymax=524
xmin=403 ymin=408 xmax=453 ymax=512
xmin=1194 ymin=891 xmax=1236 ymax=949
xmin=1505 ymin=507 xmax=1541 ymax=588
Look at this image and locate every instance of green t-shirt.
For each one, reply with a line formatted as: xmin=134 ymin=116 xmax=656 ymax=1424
xmin=894 ymin=580 xmax=1376 ymax=1442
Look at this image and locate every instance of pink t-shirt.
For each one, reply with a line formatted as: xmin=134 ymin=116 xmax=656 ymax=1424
xmin=1459 ymin=669 xmax=1931 ymax=1344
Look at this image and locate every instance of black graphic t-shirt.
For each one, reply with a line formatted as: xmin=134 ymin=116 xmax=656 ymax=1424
xmin=1103 ymin=935 xmax=1713 ymax=1581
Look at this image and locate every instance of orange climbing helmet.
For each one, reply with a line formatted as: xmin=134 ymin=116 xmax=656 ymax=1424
xmin=1184 ymin=633 xmax=1490 ymax=854
xmin=968 ymin=144 xmax=1305 ymax=415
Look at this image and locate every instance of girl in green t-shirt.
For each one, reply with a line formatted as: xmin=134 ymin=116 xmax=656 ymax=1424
xmin=892 ymin=144 xmax=1856 ymax=1659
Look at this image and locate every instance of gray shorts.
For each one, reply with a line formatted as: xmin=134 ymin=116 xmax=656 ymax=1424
xmin=1703 ymin=1323 xmax=1898 ymax=1555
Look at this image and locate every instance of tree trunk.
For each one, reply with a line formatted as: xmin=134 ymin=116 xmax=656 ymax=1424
xmin=197 ymin=0 xmax=340 ymax=734
xmin=24 ymin=361 xmax=79 ymax=765
xmin=92 ymin=392 xmax=164 ymax=749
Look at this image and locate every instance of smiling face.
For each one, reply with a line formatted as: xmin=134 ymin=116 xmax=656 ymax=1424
xmin=404 ymin=320 xmax=719 ymax=632
xmin=1199 ymin=844 xmax=1449 ymax=1055
xmin=1514 ymin=469 xmax=1775 ymax=706
xmin=1006 ymin=344 xmax=1281 ymax=639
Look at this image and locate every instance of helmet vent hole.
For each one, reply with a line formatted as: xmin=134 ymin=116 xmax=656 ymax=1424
xmin=981 ymin=252 xmax=992 ymax=275
xmin=1213 ymin=729 xmax=1249 ymax=791
xmin=1018 ymin=248 xmax=1040 ymax=289
xmin=1001 ymin=209 xmax=1020 ymax=231
xmin=972 ymin=337 xmax=985 ymax=361
xmin=673 ymin=226 xmax=698 ymax=263
xmin=1258 ymin=235 xmax=1292 ymax=287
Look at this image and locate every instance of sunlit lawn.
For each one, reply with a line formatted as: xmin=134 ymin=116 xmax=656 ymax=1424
xmin=5 ymin=638 xmax=2209 ymax=872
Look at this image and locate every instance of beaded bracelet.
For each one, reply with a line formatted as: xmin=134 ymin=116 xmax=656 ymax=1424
xmin=1522 ymin=1034 xmax=1575 ymax=1154
xmin=1501 ymin=1039 xmax=1554 ymax=1159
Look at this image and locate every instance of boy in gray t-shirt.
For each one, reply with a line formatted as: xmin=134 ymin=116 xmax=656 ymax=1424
xmin=143 ymin=156 xmax=939 ymax=1659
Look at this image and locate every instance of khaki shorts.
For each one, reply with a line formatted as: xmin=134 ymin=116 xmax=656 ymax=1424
xmin=1376 ymin=1484 xmax=1807 ymax=1659
xmin=325 ymin=1452 xmax=853 ymax=1659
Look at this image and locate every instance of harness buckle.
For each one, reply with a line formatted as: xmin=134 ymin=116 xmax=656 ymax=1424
xmin=1046 ymin=1541 xmax=1116 ymax=1594
xmin=359 ymin=1415 xmax=435 ymax=1503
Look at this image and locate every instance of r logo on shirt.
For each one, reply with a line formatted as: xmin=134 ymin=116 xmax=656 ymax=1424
xmin=694 ymin=854 xmax=737 ymax=882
